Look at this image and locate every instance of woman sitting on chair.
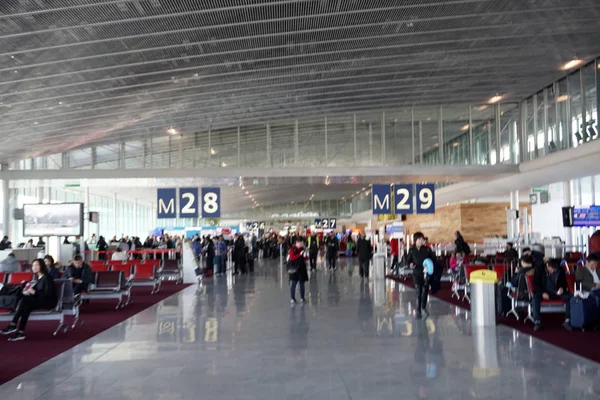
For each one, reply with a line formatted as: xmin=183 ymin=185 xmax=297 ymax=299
xmin=0 ymin=259 xmax=57 ymax=341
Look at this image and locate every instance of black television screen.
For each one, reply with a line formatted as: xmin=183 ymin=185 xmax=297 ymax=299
xmin=23 ymin=203 xmax=84 ymax=237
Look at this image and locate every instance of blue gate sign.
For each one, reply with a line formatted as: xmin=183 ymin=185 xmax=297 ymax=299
xmin=157 ymin=188 xmax=177 ymax=219
xmin=372 ymin=184 xmax=392 ymax=215
xmin=179 ymin=188 xmax=199 ymax=218
xmin=416 ymin=184 xmax=435 ymax=214
xmin=394 ymin=184 xmax=414 ymax=215
xmin=201 ymin=188 xmax=221 ymax=218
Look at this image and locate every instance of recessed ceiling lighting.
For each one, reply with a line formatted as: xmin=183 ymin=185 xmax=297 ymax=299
xmin=460 ymin=124 xmax=470 ymax=131
xmin=167 ymin=127 xmax=178 ymax=135
xmin=556 ymin=94 xmax=569 ymax=103
xmin=210 ymin=148 xmax=216 ymax=155
xmin=241 ymin=186 xmax=245 ymax=190
xmin=221 ymin=162 xmax=227 ymax=167
xmin=245 ymin=191 xmax=249 ymax=194
xmin=477 ymin=105 xmax=488 ymax=111
xmin=452 ymin=142 xmax=459 ymax=147
xmin=561 ymin=59 xmax=583 ymax=71
xmin=488 ymin=94 xmax=503 ymax=104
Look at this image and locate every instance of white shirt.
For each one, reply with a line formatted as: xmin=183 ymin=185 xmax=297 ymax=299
xmin=111 ymin=252 xmax=128 ymax=261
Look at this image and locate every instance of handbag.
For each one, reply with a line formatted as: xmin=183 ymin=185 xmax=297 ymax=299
xmin=0 ymin=284 xmax=22 ymax=310
xmin=286 ymin=260 xmax=297 ymax=275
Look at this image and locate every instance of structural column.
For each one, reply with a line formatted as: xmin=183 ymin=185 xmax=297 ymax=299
xmin=113 ymin=193 xmax=118 ymax=238
xmin=2 ymin=176 xmax=8 ymax=238
xmin=85 ymin=187 xmax=90 ymax=240
xmin=563 ymin=181 xmax=573 ymax=248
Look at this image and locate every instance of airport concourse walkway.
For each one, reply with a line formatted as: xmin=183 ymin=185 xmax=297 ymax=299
xmin=0 ymin=259 xmax=599 ymax=400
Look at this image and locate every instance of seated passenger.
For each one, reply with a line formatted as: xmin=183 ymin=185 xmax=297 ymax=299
xmin=0 ymin=259 xmax=58 ymax=341
xmin=510 ymin=254 xmax=535 ymax=300
xmin=449 ymin=251 xmax=464 ymax=274
xmin=532 ymin=258 xmax=572 ymax=332
xmin=43 ymin=255 xmax=60 ymax=280
xmin=504 ymin=242 xmax=519 ymax=263
xmin=63 ymin=255 xmax=93 ymax=295
xmin=0 ymin=252 xmax=19 ymax=273
xmin=111 ymin=247 xmax=128 ymax=261
xmin=575 ymin=254 xmax=600 ymax=293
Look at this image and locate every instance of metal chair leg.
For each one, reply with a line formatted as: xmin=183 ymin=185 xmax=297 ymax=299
xmin=53 ymin=320 xmax=64 ymax=336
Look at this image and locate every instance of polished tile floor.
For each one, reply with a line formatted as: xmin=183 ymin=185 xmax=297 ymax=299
xmin=1 ymin=258 xmax=600 ymax=400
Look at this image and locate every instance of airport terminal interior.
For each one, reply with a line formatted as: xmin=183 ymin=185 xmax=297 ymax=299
xmin=2 ymin=0 xmax=600 ymax=399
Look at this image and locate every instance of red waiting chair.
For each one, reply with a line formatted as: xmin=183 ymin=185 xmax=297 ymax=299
xmin=7 ymin=272 xmax=34 ymax=285
xmin=131 ymin=264 xmax=161 ymax=294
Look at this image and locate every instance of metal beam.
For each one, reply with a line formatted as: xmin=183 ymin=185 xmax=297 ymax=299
xmin=0 ymin=165 xmax=520 ymax=181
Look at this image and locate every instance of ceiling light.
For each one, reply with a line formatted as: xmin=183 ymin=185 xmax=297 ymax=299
xmin=167 ymin=127 xmax=178 ymax=135
xmin=488 ymin=94 xmax=503 ymax=104
xmin=221 ymin=162 xmax=227 ymax=167
xmin=460 ymin=124 xmax=470 ymax=131
xmin=210 ymin=148 xmax=216 ymax=155
xmin=561 ymin=59 xmax=583 ymax=71
xmin=245 ymin=191 xmax=249 ymax=194
xmin=477 ymin=105 xmax=488 ymax=111
xmin=452 ymin=142 xmax=459 ymax=147
xmin=556 ymin=94 xmax=569 ymax=103
xmin=241 ymin=186 xmax=245 ymax=190
xmin=10 ymin=55 xmax=14 ymax=59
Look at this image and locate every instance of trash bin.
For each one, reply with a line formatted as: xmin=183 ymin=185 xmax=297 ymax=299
xmin=373 ymin=253 xmax=386 ymax=280
xmin=470 ymin=269 xmax=498 ymax=327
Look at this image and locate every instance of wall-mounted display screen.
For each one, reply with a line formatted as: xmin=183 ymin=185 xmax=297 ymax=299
xmin=573 ymin=206 xmax=600 ymax=227
xmin=23 ymin=203 xmax=84 ymax=237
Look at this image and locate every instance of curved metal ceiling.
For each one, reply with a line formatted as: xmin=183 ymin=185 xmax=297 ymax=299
xmin=1 ymin=0 xmax=599 ymax=162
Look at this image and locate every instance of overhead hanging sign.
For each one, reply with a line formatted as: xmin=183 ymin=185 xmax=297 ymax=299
xmin=371 ymin=184 xmax=435 ymax=215
xmin=157 ymin=187 xmax=221 ymax=219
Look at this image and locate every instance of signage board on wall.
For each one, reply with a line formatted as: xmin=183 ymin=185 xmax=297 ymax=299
xmin=157 ymin=188 xmax=221 ymax=219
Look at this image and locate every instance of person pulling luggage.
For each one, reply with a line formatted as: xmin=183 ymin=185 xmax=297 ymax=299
xmin=407 ymin=232 xmax=436 ymax=319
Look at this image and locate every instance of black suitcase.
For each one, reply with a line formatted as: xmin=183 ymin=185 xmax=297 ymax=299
xmin=496 ymin=284 xmax=511 ymax=317
xmin=0 ymin=284 xmax=22 ymax=310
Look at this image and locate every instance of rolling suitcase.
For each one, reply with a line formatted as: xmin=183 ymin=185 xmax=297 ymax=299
xmin=496 ymin=284 xmax=511 ymax=317
xmin=570 ymin=284 xmax=598 ymax=330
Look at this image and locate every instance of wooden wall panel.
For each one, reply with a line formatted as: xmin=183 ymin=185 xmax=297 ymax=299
xmin=401 ymin=203 xmax=531 ymax=243
xmin=402 ymin=204 xmax=461 ymax=243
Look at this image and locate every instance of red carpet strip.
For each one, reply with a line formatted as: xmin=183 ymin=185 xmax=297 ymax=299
xmin=387 ymin=274 xmax=600 ymax=364
xmin=0 ymin=283 xmax=189 ymax=385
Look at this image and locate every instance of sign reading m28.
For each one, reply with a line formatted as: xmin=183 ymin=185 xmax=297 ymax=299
xmin=157 ymin=189 xmax=177 ymax=219
xmin=201 ymin=188 xmax=221 ymax=218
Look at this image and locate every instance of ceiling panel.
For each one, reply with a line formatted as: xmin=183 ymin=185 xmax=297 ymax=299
xmin=0 ymin=0 xmax=598 ymax=161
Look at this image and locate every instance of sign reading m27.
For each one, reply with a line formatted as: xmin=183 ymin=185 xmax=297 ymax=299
xmin=157 ymin=189 xmax=177 ymax=218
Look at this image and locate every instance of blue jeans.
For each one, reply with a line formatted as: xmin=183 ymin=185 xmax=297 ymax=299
xmin=214 ymin=256 xmax=223 ymax=274
xmin=290 ymin=280 xmax=305 ymax=301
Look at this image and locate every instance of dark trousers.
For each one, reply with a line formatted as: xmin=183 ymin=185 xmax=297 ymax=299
xmin=391 ymin=255 xmax=399 ymax=273
xmin=532 ymin=292 xmax=572 ymax=322
xmin=359 ymin=260 xmax=370 ymax=277
xmin=309 ymin=254 xmax=317 ymax=270
xmin=73 ymin=283 xmax=89 ymax=295
xmin=290 ymin=280 xmax=305 ymax=301
xmin=12 ymin=297 xmax=52 ymax=331
xmin=327 ymin=253 xmax=336 ymax=269
xmin=414 ymin=273 xmax=429 ymax=312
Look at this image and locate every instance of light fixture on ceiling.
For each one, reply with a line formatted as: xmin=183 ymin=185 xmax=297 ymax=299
xmin=460 ymin=124 xmax=470 ymax=131
xmin=488 ymin=94 xmax=503 ymax=104
xmin=476 ymin=105 xmax=488 ymax=111
xmin=556 ymin=94 xmax=569 ymax=103
xmin=221 ymin=162 xmax=227 ymax=167
xmin=245 ymin=191 xmax=249 ymax=194
xmin=561 ymin=59 xmax=583 ymax=71
xmin=167 ymin=127 xmax=178 ymax=135
xmin=210 ymin=148 xmax=217 ymax=155
xmin=241 ymin=186 xmax=245 ymax=190
xmin=452 ymin=142 xmax=459 ymax=147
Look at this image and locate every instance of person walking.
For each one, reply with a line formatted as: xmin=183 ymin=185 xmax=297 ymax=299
xmin=407 ymin=232 xmax=436 ymax=319
xmin=308 ymin=235 xmax=319 ymax=271
xmin=325 ymin=231 xmax=339 ymax=270
xmin=357 ymin=234 xmax=373 ymax=279
xmin=288 ymin=240 xmax=308 ymax=304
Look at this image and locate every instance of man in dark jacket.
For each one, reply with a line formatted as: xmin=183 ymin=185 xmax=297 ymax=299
xmin=233 ymin=234 xmax=246 ymax=274
xmin=63 ymin=255 xmax=94 ymax=295
xmin=357 ymin=234 xmax=373 ymax=279
xmin=308 ymin=235 xmax=319 ymax=271
xmin=324 ymin=232 xmax=339 ymax=270
xmin=532 ymin=258 xmax=572 ymax=331
xmin=407 ymin=232 xmax=436 ymax=319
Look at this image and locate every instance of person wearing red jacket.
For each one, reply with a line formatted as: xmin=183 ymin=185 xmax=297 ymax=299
xmin=288 ymin=241 xmax=309 ymax=304
xmin=390 ymin=237 xmax=400 ymax=275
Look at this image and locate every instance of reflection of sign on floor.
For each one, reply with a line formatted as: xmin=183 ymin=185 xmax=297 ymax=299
xmin=204 ymin=318 xmax=218 ymax=342
xmin=157 ymin=317 xmax=198 ymax=343
xmin=376 ymin=315 xmax=393 ymax=336
xmin=158 ymin=318 xmax=178 ymax=342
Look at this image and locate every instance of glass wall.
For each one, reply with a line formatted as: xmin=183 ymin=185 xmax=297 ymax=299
xmin=522 ymin=58 xmax=599 ymax=160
